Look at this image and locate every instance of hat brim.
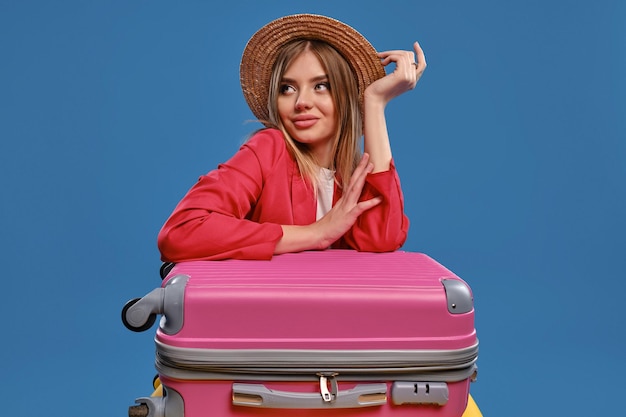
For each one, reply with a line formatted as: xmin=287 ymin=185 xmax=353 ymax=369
xmin=240 ymin=14 xmax=385 ymax=125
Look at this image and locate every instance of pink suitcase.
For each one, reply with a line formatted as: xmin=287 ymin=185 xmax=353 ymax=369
xmin=123 ymin=250 xmax=478 ymax=417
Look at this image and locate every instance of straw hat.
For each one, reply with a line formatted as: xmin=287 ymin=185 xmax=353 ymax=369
xmin=240 ymin=14 xmax=386 ymax=125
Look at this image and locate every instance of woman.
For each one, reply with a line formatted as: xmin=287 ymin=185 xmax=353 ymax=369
xmin=158 ymin=14 xmax=426 ymax=262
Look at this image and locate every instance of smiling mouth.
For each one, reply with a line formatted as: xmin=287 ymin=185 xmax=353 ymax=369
xmin=292 ymin=117 xmax=318 ymax=128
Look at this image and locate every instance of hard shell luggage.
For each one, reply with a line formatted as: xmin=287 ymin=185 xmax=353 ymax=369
xmin=123 ymin=250 xmax=479 ymax=417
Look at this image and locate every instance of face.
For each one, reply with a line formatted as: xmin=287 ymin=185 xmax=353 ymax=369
xmin=277 ymin=50 xmax=338 ymax=166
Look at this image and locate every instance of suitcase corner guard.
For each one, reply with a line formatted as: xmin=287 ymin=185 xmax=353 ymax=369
xmin=122 ymin=275 xmax=189 ymax=334
xmin=132 ymin=386 xmax=184 ymax=417
xmin=441 ymin=278 xmax=473 ymax=314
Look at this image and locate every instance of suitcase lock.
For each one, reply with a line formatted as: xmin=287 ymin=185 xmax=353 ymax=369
xmin=317 ymin=372 xmax=338 ymax=403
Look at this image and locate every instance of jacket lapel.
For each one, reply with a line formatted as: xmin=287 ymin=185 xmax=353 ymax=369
xmin=290 ymin=167 xmax=316 ymax=225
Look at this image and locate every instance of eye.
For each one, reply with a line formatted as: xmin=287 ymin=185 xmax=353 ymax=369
xmin=315 ymin=82 xmax=330 ymax=92
xmin=280 ymin=84 xmax=296 ymax=94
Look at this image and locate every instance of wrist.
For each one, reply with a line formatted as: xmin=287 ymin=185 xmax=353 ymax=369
xmin=363 ymin=90 xmax=389 ymax=110
xmin=276 ymin=224 xmax=327 ymax=254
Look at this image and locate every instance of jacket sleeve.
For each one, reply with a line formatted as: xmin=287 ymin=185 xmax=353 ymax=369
xmin=338 ymin=160 xmax=409 ymax=252
xmin=157 ymin=131 xmax=284 ymax=262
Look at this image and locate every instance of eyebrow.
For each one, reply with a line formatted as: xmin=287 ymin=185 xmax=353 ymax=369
xmin=281 ymin=74 xmax=329 ymax=83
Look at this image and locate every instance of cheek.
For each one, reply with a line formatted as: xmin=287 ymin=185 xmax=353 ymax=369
xmin=276 ymin=97 xmax=291 ymax=121
xmin=319 ymin=97 xmax=336 ymax=116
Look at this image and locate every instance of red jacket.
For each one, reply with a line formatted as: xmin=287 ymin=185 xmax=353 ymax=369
xmin=158 ymin=128 xmax=409 ymax=261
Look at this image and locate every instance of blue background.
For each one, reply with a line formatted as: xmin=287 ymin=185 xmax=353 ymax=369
xmin=1 ymin=1 xmax=624 ymax=415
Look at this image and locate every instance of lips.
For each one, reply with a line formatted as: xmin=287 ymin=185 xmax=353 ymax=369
xmin=292 ymin=116 xmax=319 ymax=128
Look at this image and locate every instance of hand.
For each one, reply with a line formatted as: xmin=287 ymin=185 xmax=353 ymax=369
xmin=275 ymin=153 xmax=382 ymax=254
xmin=364 ymin=41 xmax=427 ymax=105
xmin=313 ymin=153 xmax=382 ymax=248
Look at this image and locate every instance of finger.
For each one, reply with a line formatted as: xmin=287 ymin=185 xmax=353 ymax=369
xmin=349 ymin=154 xmax=373 ymax=188
xmin=378 ymin=51 xmax=419 ymax=86
xmin=344 ymin=196 xmax=383 ymax=221
xmin=343 ymin=154 xmax=373 ymax=203
xmin=348 ymin=153 xmax=371 ymax=183
xmin=377 ymin=49 xmax=414 ymax=59
xmin=378 ymin=50 xmax=414 ymax=68
xmin=413 ymin=41 xmax=427 ymax=71
xmin=356 ymin=196 xmax=383 ymax=213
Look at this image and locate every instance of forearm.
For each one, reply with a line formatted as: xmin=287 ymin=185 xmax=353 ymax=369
xmin=274 ymin=224 xmax=327 ymax=255
xmin=363 ymin=42 xmax=426 ymax=172
xmin=362 ymin=98 xmax=392 ymax=173
xmin=158 ymin=212 xmax=283 ymax=261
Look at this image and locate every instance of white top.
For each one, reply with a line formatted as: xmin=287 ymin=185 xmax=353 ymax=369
xmin=316 ymin=167 xmax=335 ymax=221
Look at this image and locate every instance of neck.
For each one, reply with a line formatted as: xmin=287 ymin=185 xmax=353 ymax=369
xmin=309 ymin=141 xmax=333 ymax=169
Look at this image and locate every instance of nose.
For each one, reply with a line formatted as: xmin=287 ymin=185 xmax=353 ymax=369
xmin=295 ymin=90 xmax=312 ymax=110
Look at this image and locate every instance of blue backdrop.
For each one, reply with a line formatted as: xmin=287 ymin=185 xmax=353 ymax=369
xmin=1 ymin=1 xmax=624 ymax=416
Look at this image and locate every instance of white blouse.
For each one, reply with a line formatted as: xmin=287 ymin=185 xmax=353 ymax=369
xmin=316 ymin=167 xmax=335 ymax=221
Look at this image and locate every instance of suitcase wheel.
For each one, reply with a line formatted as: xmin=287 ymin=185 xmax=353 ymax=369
xmin=121 ymin=298 xmax=157 ymax=332
xmin=159 ymin=262 xmax=175 ymax=280
xmin=128 ymin=404 xmax=148 ymax=417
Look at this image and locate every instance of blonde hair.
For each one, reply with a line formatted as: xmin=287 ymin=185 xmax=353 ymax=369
xmin=265 ymin=40 xmax=362 ymax=192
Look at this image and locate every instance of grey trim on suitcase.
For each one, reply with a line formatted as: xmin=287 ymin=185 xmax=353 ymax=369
xmin=159 ymin=275 xmax=188 ymax=335
xmin=232 ymin=378 xmax=451 ymax=409
xmin=232 ymin=382 xmax=388 ymax=409
xmin=154 ymin=340 xmax=478 ymax=384
xmin=134 ymin=385 xmax=184 ymax=417
xmin=391 ymin=381 xmax=449 ymax=406
xmin=441 ymin=278 xmax=474 ymax=314
xmin=156 ymin=359 xmax=477 ymax=384
xmin=155 ymin=339 xmax=478 ymax=370
xmin=124 ymin=275 xmax=188 ymax=335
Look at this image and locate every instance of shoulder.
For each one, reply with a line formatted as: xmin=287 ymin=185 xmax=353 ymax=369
xmin=241 ymin=128 xmax=295 ymax=170
xmin=244 ymin=128 xmax=287 ymax=153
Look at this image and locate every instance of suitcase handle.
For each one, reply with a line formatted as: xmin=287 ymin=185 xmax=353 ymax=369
xmin=232 ymin=382 xmax=387 ymax=409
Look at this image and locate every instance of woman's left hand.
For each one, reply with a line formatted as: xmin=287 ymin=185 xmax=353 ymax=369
xmin=364 ymin=41 xmax=426 ymax=105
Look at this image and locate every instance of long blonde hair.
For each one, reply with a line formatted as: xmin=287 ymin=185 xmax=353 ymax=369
xmin=266 ymin=40 xmax=362 ymax=192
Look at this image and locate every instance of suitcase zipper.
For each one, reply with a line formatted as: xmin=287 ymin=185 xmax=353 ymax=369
xmin=317 ymin=372 xmax=338 ymax=402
